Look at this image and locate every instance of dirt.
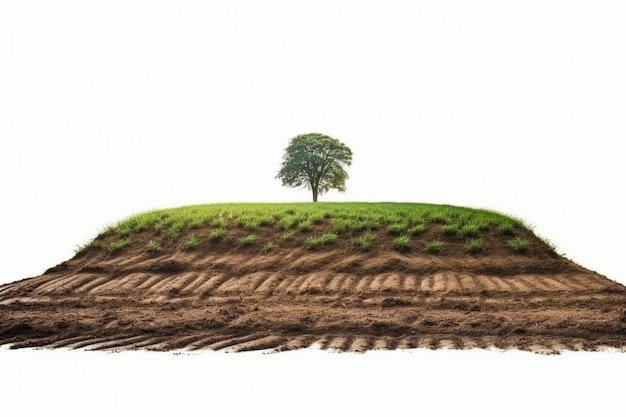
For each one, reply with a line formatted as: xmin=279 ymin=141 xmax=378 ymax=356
xmin=1 ymin=224 xmax=625 ymax=354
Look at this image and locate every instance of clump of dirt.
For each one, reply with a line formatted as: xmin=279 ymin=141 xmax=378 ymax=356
xmin=0 ymin=225 xmax=625 ymax=354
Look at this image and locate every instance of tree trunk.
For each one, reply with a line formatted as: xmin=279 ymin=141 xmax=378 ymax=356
xmin=312 ymin=188 xmax=318 ymax=202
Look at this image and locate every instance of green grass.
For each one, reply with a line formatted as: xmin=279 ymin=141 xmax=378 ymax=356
xmin=393 ymin=235 xmax=410 ymax=251
xmin=263 ymin=241 xmax=274 ymax=253
xmin=498 ymin=221 xmax=515 ymax=235
xmin=442 ymin=224 xmax=460 ymax=236
xmin=464 ymin=238 xmax=483 ymax=254
xmin=185 ymin=234 xmax=198 ymax=250
xmin=409 ymin=224 xmax=426 ymax=235
xmin=352 ymin=232 xmax=374 ymax=252
xmin=109 ymin=237 xmax=130 ymax=252
xmin=239 ymin=235 xmax=256 ymax=246
xmin=425 ymin=240 xmax=443 ymax=254
xmin=95 ymin=202 xmax=543 ymax=255
xmin=209 ymin=228 xmax=226 ymax=241
xmin=146 ymin=239 xmax=161 ymax=253
xmin=307 ymin=232 xmax=338 ymax=250
xmin=387 ymin=223 xmax=407 ymax=235
xmin=75 ymin=239 xmax=99 ymax=254
xmin=508 ymin=237 xmax=529 ymax=254
xmin=461 ymin=223 xmax=480 ymax=237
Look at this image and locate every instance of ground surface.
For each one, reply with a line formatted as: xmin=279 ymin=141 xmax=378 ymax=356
xmin=1 ymin=221 xmax=625 ymax=354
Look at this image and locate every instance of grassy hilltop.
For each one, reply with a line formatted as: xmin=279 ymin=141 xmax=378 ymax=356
xmin=78 ymin=202 xmax=553 ymax=258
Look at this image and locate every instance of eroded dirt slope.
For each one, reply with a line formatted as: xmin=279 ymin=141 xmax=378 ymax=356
xmin=1 ymin=226 xmax=625 ymax=353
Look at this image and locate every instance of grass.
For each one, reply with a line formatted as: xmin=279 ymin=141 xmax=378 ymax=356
xmin=94 ymin=202 xmax=543 ymax=255
xmin=464 ymin=238 xmax=483 ymax=254
xmin=109 ymin=237 xmax=130 ymax=252
xmin=185 ymin=234 xmax=198 ymax=250
xmin=442 ymin=224 xmax=460 ymax=236
xmin=461 ymin=223 xmax=480 ymax=237
xmin=387 ymin=223 xmax=407 ymax=235
xmin=393 ymin=235 xmax=410 ymax=252
xmin=508 ymin=237 xmax=529 ymax=254
xmin=307 ymin=232 xmax=338 ymax=250
xmin=426 ymin=240 xmax=443 ymax=254
xmin=239 ymin=235 xmax=256 ymax=246
xmin=352 ymin=232 xmax=374 ymax=251
xmin=263 ymin=241 xmax=274 ymax=253
xmin=146 ymin=240 xmax=161 ymax=253
xmin=409 ymin=224 xmax=426 ymax=235
xmin=209 ymin=228 xmax=226 ymax=241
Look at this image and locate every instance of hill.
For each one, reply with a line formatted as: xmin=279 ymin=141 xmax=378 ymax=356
xmin=1 ymin=202 xmax=624 ymax=353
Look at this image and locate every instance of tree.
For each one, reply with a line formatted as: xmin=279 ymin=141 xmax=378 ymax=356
xmin=276 ymin=133 xmax=353 ymax=202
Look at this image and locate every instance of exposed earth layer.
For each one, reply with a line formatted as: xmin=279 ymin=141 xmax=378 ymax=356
xmin=1 ymin=212 xmax=625 ymax=354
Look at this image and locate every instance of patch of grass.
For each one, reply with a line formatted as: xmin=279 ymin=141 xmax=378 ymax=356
xmin=497 ymin=221 xmax=514 ymax=235
xmin=464 ymin=238 xmax=483 ymax=254
xmin=442 ymin=224 xmax=460 ymax=236
xmin=307 ymin=232 xmax=338 ymax=250
xmin=279 ymin=216 xmax=298 ymax=230
xmin=163 ymin=223 xmax=183 ymax=240
xmin=393 ymin=235 xmax=410 ymax=252
xmin=238 ymin=235 xmax=256 ymax=246
xmin=387 ymin=223 xmax=407 ymax=235
xmin=239 ymin=217 xmax=261 ymax=231
xmin=146 ymin=239 xmax=161 ymax=253
xmin=109 ymin=237 xmax=130 ymax=252
xmin=429 ymin=213 xmax=449 ymax=224
xmin=425 ymin=240 xmax=443 ymax=254
xmin=409 ymin=224 xmax=426 ymax=235
xmin=209 ymin=228 xmax=226 ymax=241
xmin=331 ymin=219 xmax=350 ymax=234
xmin=508 ymin=237 xmax=529 ymax=254
xmin=263 ymin=241 xmax=274 ymax=253
xmin=352 ymin=232 xmax=374 ymax=252
xmin=185 ymin=234 xmax=198 ymax=250
xmin=298 ymin=219 xmax=313 ymax=232
xmin=461 ymin=223 xmax=480 ymax=238
xmin=100 ymin=203 xmax=551 ymax=258
xmin=75 ymin=239 xmax=99 ymax=254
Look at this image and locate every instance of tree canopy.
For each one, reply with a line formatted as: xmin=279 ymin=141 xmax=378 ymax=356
xmin=276 ymin=133 xmax=353 ymax=202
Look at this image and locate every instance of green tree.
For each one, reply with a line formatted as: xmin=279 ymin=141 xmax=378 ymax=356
xmin=276 ymin=133 xmax=353 ymax=202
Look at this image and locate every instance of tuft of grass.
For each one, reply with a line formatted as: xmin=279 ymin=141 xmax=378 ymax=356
xmin=352 ymin=232 xmax=374 ymax=252
xmin=461 ymin=223 xmax=480 ymax=237
xmin=425 ymin=240 xmax=443 ymax=254
xmin=508 ymin=237 xmax=529 ymax=254
xmin=387 ymin=223 xmax=407 ymax=235
xmin=298 ymin=220 xmax=313 ymax=232
xmin=442 ymin=224 xmax=460 ymax=236
xmin=146 ymin=239 xmax=161 ymax=253
xmin=109 ymin=237 xmax=130 ymax=252
xmin=331 ymin=219 xmax=350 ymax=234
xmin=163 ymin=223 xmax=183 ymax=240
xmin=306 ymin=232 xmax=338 ymax=250
xmin=281 ymin=230 xmax=294 ymax=241
xmin=498 ymin=221 xmax=514 ymax=235
xmin=238 ymin=235 xmax=256 ymax=246
xmin=185 ymin=234 xmax=198 ymax=250
xmin=75 ymin=239 xmax=99 ymax=255
xmin=209 ymin=228 xmax=226 ymax=241
xmin=409 ymin=224 xmax=426 ymax=235
xmin=464 ymin=238 xmax=483 ymax=254
xmin=393 ymin=235 xmax=410 ymax=252
xmin=263 ymin=241 xmax=274 ymax=253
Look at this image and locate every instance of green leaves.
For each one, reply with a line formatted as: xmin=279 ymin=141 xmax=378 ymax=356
xmin=276 ymin=133 xmax=353 ymax=202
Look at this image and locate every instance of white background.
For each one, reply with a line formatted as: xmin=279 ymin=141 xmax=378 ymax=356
xmin=1 ymin=1 xmax=625 ymax=416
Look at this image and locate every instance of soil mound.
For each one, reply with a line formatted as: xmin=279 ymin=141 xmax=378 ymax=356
xmin=1 ymin=204 xmax=624 ymax=353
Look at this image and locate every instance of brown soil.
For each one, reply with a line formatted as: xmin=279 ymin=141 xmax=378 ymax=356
xmin=1 ymin=224 xmax=625 ymax=354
